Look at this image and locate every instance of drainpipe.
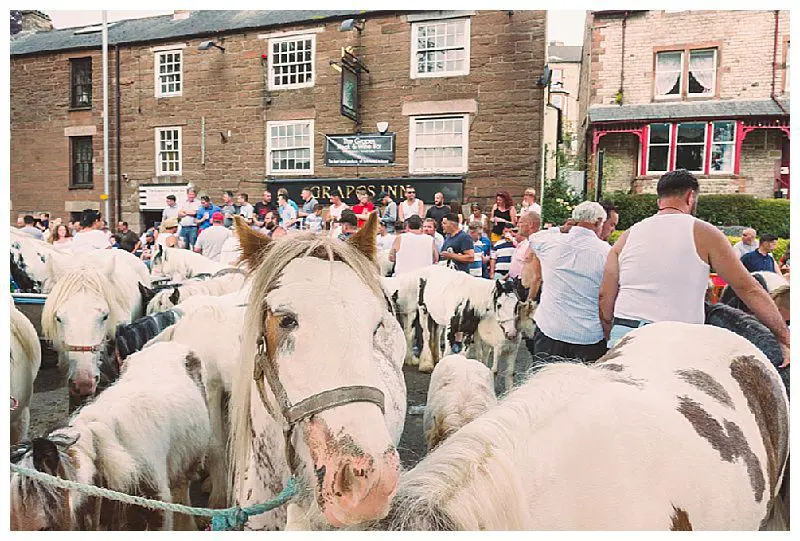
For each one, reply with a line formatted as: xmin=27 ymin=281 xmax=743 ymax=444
xmin=102 ymin=11 xmax=110 ymax=221
xmin=617 ymin=11 xmax=628 ymax=105
xmin=115 ymin=44 xmax=122 ymax=223
xmin=771 ymin=10 xmax=788 ymax=115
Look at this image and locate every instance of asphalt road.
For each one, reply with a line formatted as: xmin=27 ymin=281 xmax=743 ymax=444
xmin=28 ymin=340 xmax=536 ymax=470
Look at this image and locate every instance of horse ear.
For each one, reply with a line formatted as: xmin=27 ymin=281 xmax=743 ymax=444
xmin=138 ymin=282 xmax=156 ymax=306
xmin=235 ymin=215 xmax=271 ymax=271
xmin=348 ymin=212 xmax=378 ymax=263
xmin=32 ymin=437 xmax=61 ymax=475
xmin=169 ymin=287 xmax=181 ymax=306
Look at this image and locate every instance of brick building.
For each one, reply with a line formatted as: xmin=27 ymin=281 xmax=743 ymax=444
xmin=10 ymin=10 xmax=547 ymax=230
xmin=577 ymin=10 xmax=790 ymax=199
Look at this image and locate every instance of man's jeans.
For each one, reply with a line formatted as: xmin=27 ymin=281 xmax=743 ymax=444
xmin=607 ymin=317 xmax=651 ymax=348
xmin=180 ymin=226 xmax=198 ymax=249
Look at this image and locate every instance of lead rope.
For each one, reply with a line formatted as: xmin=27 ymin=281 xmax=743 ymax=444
xmin=10 ymin=463 xmax=296 ymax=531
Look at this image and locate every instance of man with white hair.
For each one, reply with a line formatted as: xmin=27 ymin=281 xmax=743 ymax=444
xmin=733 ymin=228 xmax=758 ymax=258
xmin=525 ymin=201 xmax=610 ymax=361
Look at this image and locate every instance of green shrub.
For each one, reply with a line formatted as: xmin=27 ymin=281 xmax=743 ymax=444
xmin=541 ymin=177 xmax=582 ymax=226
xmin=600 ymin=192 xmax=658 ymax=230
xmin=601 ymin=193 xmax=790 ymax=238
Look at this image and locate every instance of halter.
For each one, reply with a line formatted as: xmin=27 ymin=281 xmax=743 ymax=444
xmin=10 ymin=396 xmax=19 ymax=411
xmin=64 ymin=344 xmax=103 ymax=353
xmin=251 ymin=334 xmax=385 ymax=472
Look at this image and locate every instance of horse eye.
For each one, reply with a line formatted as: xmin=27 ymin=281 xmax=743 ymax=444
xmin=100 ymin=314 xmax=109 ymax=321
xmin=55 ymin=316 xmax=62 ymax=323
xmin=279 ymin=315 xmax=297 ymax=330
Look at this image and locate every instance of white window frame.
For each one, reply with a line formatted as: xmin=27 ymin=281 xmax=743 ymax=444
xmin=709 ymin=120 xmax=736 ymax=175
xmin=785 ymin=41 xmax=790 ymax=94
xmin=646 ymin=123 xmax=672 ymax=175
xmin=410 ymin=18 xmax=471 ymax=79
xmin=155 ymin=127 xmax=182 ymax=176
xmin=654 ymin=50 xmax=684 ymax=100
xmin=266 ymin=119 xmax=314 ymax=176
xmin=551 ymin=68 xmax=564 ymax=89
xmin=674 ymin=122 xmax=708 ymax=174
xmin=408 ymin=114 xmax=469 ymax=174
xmin=267 ymin=34 xmax=316 ymax=90
xmin=154 ymin=50 xmax=183 ymax=98
xmin=686 ymin=48 xmax=717 ymax=97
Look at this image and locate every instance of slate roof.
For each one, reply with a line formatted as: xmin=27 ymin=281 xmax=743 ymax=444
xmin=548 ymin=45 xmax=582 ymax=63
xmin=10 ymin=10 xmax=377 ymax=56
xmin=588 ymin=99 xmax=790 ymax=123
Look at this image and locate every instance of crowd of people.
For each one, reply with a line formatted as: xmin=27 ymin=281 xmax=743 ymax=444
xmin=15 ymin=170 xmax=790 ymax=367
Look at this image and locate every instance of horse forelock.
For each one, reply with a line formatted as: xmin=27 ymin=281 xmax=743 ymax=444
xmin=42 ymin=264 xmax=132 ymax=343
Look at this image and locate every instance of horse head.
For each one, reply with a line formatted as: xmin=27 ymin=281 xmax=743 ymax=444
xmin=43 ymin=256 xmax=122 ymax=405
xmin=137 ymin=281 xmax=156 ymax=309
xmin=150 ymin=243 xmax=167 ymax=277
xmin=232 ymin=214 xmax=403 ymax=529
xmin=492 ymin=279 xmax=521 ymax=341
xmin=10 ymin=434 xmax=81 ymax=531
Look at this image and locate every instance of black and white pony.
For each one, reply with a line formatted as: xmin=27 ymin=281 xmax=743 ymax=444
xmin=10 ymin=228 xmax=69 ymax=293
xmin=416 ymin=266 xmax=523 ymax=373
xmin=718 ymin=271 xmax=788 ymax=312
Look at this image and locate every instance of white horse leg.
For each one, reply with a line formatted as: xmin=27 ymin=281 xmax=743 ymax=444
xmin=418 ymin=307 xmax=435 ymax=373
xmin=285 ymin=503 xmax=311 ymax=530
xmin=169 ymin=478 xmax=195 ymax=531
xmin=400 ymin=312 xmax=418 ymax=366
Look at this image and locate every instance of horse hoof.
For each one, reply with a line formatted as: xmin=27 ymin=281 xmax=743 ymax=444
xmin=419 ymin=361 xmax=434 ymax=374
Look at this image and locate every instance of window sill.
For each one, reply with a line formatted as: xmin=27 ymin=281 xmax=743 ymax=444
xmin=267 ymin=83 xmax=315 ymax=91
xmin=652 ymin=95 xmax=719 ymax=102
xmin=69 ymin=184 xmax=95 ymax=190
xmin=155 ymin=93 xmax=183 ymax=99
xmin=637 ymin=174 xmax=739 ymax=180
xmin=411 ymin=71 xmax=470 ymax=80
xmin=268 ymin=171 xmax=315 ymax=176
xmin=68 ymin=106 xmax=92 ymax=112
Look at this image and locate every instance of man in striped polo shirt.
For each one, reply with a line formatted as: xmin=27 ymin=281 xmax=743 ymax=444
xmin=467 ymin=221 xmax=491 ymax=278
xmin=490 ymin=222 xmax=516 ymax=279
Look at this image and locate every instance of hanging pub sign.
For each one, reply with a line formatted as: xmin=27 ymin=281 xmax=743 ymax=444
xmin=340 ymin=61 xmax=359 ymax=122
xmin=324 ymin=133 xmax=396 ymax=167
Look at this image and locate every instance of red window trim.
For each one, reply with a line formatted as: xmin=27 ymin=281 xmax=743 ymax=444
xmin=644 ymin=120 xmax=739 ymax=176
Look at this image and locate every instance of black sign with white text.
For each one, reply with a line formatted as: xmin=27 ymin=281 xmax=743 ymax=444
xmin=324 ymin=134 xmax=396 ymax=167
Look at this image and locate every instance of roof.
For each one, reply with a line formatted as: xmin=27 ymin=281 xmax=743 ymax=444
xmin=548 ymin=45 xmax=582 ymax=63
xmin=588 ymin=99 xmax=790 ymax=123
xmin=10 ymin=10 xmax=375 ymax=56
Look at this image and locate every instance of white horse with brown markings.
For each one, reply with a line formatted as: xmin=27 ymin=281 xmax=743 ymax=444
xmin=150 ymin=244 xmax=230 ymax=282
xmin=356 ymin=322 xmax=788 ymax=530
xmin=228 ymin=214 xmax=407 ymax=530
xmin=422 ymin=355 xmax=497 ymax=451
xmin=10 ymin=298 xmax=42 ymax=444
xmin=10 ymin=341 xmax=212 ymax=531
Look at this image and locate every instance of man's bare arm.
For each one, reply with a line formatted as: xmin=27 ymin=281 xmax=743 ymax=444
xmin=599 ymin=231 xmax=627 ymax=339
xmin=698 ymin=222 xmax=790 ymax=355
xmin=525 ymin=250 xmax=543 ymax=303
xmin=389 ymin=236 xmax=400 ymax=263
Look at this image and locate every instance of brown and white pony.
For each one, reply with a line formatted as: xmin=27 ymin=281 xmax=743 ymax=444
xmin=228 ymin=214 xmax=408 ymax=530
xmin=359 ymin=322 xmax=788 ymax=530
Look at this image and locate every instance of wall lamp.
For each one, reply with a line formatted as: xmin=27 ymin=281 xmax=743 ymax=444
xmin=339 ymin=18 xmax=364 ymax=32
xmin=198 ymin=40 xmax=225 ymax=52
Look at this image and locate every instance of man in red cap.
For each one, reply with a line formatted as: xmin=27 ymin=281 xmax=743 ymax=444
xmin=194 ymin=211 xmax=232 ymax=262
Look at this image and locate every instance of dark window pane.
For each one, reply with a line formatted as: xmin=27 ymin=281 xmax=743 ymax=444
xmin=677 ymin=123 xmax=706 ymax=143
xmin=649 ymin=123 xmax=671 ymax=144
xmin=648 ymin=146 xmax=669 ymax=172
xmin=71 ymin=136 xmax=93 ymax=187
xmin=70 ymin=58 xmax=92 ymax=108
xmin=676 ymin=145 xmax=704 ymax=172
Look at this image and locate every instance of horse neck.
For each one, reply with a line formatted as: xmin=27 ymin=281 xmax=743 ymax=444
xmin=464 ymin=278 xmax=495 ymax=313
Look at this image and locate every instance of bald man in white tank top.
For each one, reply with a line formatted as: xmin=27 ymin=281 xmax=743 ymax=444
xmin=599 ymin=170 xmax=790 ymax=366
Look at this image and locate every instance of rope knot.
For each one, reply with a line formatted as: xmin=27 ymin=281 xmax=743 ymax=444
xmin=211 ymin=507 xmax=249 ymax=531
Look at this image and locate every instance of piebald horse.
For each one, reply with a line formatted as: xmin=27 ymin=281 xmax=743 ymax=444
xmin=10 ymin=228 xmax=70 ymax=293
xmin=358 ymin=322 xmax=789 ymax=530
xmin=228 ymin=214 xmax=407 ymax=530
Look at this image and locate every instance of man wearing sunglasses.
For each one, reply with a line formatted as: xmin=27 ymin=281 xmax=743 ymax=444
xmin=398 ymin=185 xmax=425 ymax=222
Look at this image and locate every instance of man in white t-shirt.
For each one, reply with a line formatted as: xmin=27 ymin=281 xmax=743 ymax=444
xmin=178 ymin=187 xmax=201 ymax=249
xmin=398 ymin=185 xmax=424 ymax=222
xmin=390 ymin=215 xmax=438 ymax=275
xmin=327 ymin=193 xmax=349 ymax=226
xmin=71 ymin=209 xmax=112 ymax=255
xmin=238 ymin=193 xmax=254 ymax=224
xmin=376 ymin=221 xmax=396 ymax=252
xmin=162 ymin=194 xmax=180 ymax=223
xmin=194 ymin=212 xmax=232 ymax=262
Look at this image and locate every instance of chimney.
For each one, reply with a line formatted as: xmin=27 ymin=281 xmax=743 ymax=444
xmin=173 ymin=10 xmax=191 ymax=21
xmin=548 ymin=40 xmax=565 ymax=47
xmin=20 ymin=10 xmax=53 ymax=32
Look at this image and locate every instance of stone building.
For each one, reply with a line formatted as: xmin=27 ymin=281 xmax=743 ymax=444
xmin=10 ymin=10 xmax=547 ymax=230
xmin=577 ymin=10 xmax=790 ymax=199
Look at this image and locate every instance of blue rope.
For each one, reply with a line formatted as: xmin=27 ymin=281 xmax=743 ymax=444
xmin=10 ymin=463 xmax=296 ymax=531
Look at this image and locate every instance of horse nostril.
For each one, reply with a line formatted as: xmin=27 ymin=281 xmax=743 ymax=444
xmin=94 ymin=375 xmax=100 ymax=383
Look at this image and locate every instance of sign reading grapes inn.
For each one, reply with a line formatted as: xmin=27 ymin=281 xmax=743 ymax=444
xmin=324 ymin=134 xmax=396 ymax=167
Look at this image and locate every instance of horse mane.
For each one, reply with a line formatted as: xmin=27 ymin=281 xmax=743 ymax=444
xmin=10 ymin=300 xmax=40 ymax=369
xmin=42 ymin=264 xmax=133 ymax=344
xmin=228 ymin=232 xmax=383 ymax=495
